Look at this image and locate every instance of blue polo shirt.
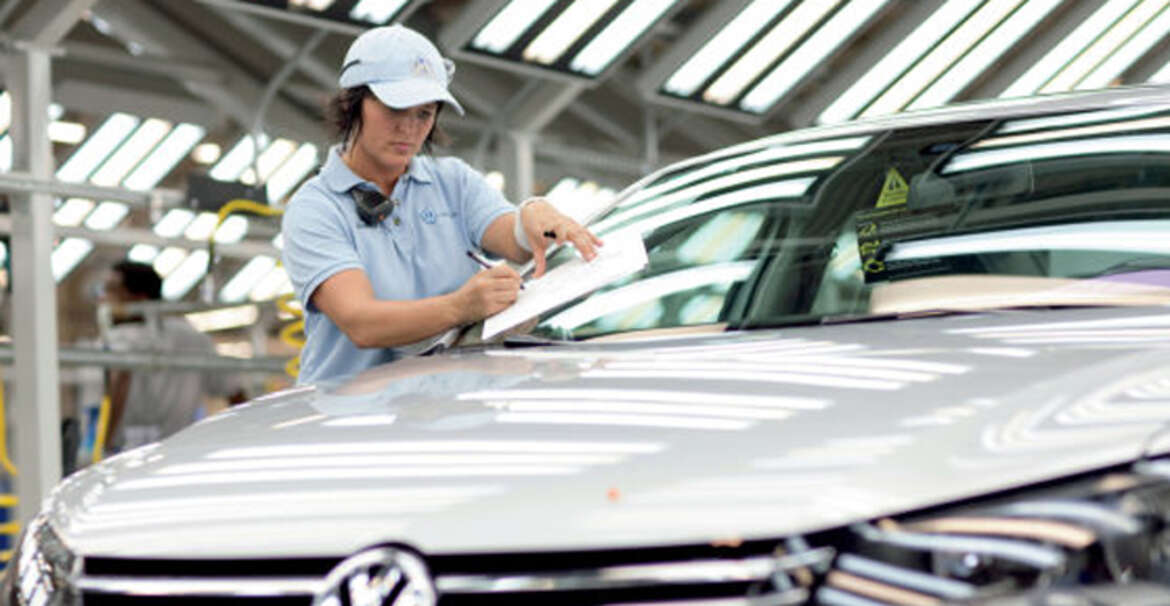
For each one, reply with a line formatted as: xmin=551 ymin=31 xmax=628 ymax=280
xmin=282 ymin=146 xmax=514 ymax=384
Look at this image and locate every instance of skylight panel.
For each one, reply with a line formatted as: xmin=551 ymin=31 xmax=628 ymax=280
xmin=0 ymin=135 xmax=9 ymax=172
xmin=184 ymin=212 xmax=219 ymax=241
xmin=192 ymin=142 xmax=221 ymax=165
xmin=83 ymin=201 xmax=129 ymax=230
xmin=249 ymin=266 xmax=293 ymax=302
xmin=704 ymin=0 xmax=840 ymax=105
xmin=349 ymin=0 xmax=409 ymax=24
xmin=1042 ymin=0 xmax=1167 ymax=93
xmin=214 ymin=215 xmax=249 ymax=244
xmin=52 ymin=198 xmax=95 ymax=227
xmin=48 ymin=121 xmax=86 ymax=144
xmin=663 ymin=0 xmax=795 ymax=98
xmin=89 ymin=118 xmax=171 ymax=187
xmin=153 ymin=247 xmax=188 ymax=278
xmin=1002 ymin=0 xmax=1140 ymax=97
xmin=220 ymin=255 xmax=277 ymax=303
xmin=1082 ymin=3 xmax=1170 ymax=88
xmin=162 ymin=250 xmax=209 ymax=300
xmin=56 ymin=113 xmax=139 ymax=183
xmin=153 ymin=208 xmax=196 ymax=238
xmin=289 ymin=0 xmax=334 ymax=10
xmin=1151 ymin=57 xmax=1170 ymax=82
xmin=819 ymin=0 xmax=978 ymax=124
xmin=123 ymin=123 xmax=205 ymax=191
xmin=472 ymin=0 xmax=558 ymax=53
xmin=210 ymin=135 xmax=262 ymax=182
xmin=524 ymin=0 xmax=620 ymax=65
xmin=265 ymin=143 xmax=318 ymax=203
xmin=863 ymin=0 xmax=1024 ymax=118
xmin=740 ymin=0 xmax=890 ymax=114
xmin=907 ymin=0 xmax=1063 ymax=111
xmin=51 ymin=238 xmax=93 ymax=282
xmin=127 ymin=244 xmax=160 ymax=263
xmin=571 ymin=0 xmax=679 ymax=76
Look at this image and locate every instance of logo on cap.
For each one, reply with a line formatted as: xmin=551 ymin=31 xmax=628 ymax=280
xmin=412 ymin=56 xmax=433 ymax=79
xmin=312 ymin=546 xmax=437 ymax=606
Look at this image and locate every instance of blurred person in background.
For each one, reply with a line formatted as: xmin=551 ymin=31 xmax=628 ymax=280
xmin=98 ymin=261 xmax=243 ymax=453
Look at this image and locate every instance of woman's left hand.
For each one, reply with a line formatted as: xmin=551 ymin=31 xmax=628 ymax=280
xmin=519 ymin=198 xmax=604 ymax=278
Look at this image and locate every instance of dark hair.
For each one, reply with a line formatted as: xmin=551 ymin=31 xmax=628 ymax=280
xmin=325 ymin=86 xmax=451 ymax=153
xmin=113 ymin=261 xmax=162 ymax=301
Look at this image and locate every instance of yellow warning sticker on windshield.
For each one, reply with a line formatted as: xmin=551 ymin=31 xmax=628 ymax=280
xmin=876 ymin=167 xmax=908 ymax=208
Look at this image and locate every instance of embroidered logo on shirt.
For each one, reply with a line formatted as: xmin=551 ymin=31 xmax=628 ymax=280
xmin=420 ymin=208 xmax=437 ymax=224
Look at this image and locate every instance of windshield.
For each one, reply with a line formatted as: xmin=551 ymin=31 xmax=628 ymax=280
xmin=530 ymin=102 xmax=1170 ymax=341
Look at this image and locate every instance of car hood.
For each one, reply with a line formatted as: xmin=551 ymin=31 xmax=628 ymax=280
xmin=49 ymin=306 xmax=1170 ymax=558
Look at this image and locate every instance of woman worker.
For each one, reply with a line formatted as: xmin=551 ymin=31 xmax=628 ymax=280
xmin=282 ymin=24 xmax=602 ymax=385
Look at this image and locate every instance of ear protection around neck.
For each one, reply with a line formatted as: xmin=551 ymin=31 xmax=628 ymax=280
xmin=351 ymin=188 xmax=397 ymax=226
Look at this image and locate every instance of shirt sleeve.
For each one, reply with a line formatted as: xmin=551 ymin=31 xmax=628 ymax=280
xmin=281 ymin=184 xmax=364 ymax=311
xmin=446 ymin=157 xmax=515 ymax=247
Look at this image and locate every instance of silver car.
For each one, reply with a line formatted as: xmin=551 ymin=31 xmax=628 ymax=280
xmin=10 ymin=84 xmax=1170 ymax=606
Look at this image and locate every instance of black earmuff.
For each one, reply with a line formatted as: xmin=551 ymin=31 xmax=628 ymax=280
xmin=351 ymin=188 xmax=397 ymax=226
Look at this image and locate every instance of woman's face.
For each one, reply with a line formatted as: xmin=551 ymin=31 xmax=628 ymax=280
xmin=351 ymin=97 xmax=437 ymax=176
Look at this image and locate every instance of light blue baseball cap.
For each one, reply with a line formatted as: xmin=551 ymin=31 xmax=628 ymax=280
xmin=339 ymin=24 xmax=465 ymax=116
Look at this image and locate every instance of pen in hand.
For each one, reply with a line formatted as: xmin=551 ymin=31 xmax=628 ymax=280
xmin=466 ymin=250 xmax=525 ymax=290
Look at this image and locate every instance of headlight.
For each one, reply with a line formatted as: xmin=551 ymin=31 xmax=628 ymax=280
xmin=11 ymin=515 xmax=80 ymax=606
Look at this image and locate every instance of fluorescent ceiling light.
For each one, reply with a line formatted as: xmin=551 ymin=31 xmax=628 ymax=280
xmin=84 ymin=201 xmax=130 ymax=230
xmin=0 ymin=240 xmax=6 ymax=266
xmin=741 ymin=0 xmax=889 ymax=114
xmin=0 ymin=91 xmax=10 ymax=133
xmin=1043 ymin=0 xmax=1167 ymax=93
xmin=214 ymin=215 xmax=248 ymax=244
xmin=123 ymin=123 xmax=205 ymax=191
xmin=56 ymin=112 xmax=139 ymax=183
xmin=472 ymin=0 xmax=558 ymax=53
xmin=51 ymin=238 xmax=93 ymax=282
xmin=663 ymin=0 xmax=794 ymax=97
xmin=908 ymin=0 xmax=1062 ymax=112
xmin=127 ymin=243 xmax=160 ymax=263
xmin=192 ymin=142 xmax=221 ymax=165
xmin=47 ymin=103 xmax=64 ymax=121
xmin=943 ymin=133 xmax=1170 ymax=173
xmin=220 ymin=255 xmax=277 ymax=303
xmin=210 ymin=135 xmax=261 ymax=182
xmin=52 ymin=198 xmax=95 ymax=227
xmin=1004 ymin=0 xmax=1139 ymax=97
xmin=184 ymin=212 xmax=219 ymax=241
xmin=1080 ymin=3 xmax=1170 ymax=89
xmin=48 ymin=121 xmax=86 ymax=144
xmin=570 ymin=0 xmax=678 ymax=76
xmin=864 ymin=0 xmax=1024 ymax=118
xmin=89 ymin=118 xmax=171 ymax=187
xmin=523 ymin=0 xmax=620 ymax=65
xmin=819 ymin=0 xmax=979 ymax=124
xmin=186 ymin=304 xmax=260 ymax=332
xmin=349 ymin=0 xmax=408 ymax=24
xmin=704 ymin=0 xmax=840 ymax=105
xmin=161 ymin=249 xmax=209 ymax=300
xmin=255 ymin=138 xmax=297 ymax=182
xmin=153 ymin=208 xmax=196 ymax=238
xmin=887 ymin=220 xmax=1170 ymax=261
xmin=249 ymin=266 xmax=293 ymax=302
xmin=153 ymin=246 xmax=189 ymax=278
xmin=265 ymin=143 xmax=318 ymax=203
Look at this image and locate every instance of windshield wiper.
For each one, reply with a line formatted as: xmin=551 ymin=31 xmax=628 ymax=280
xmin=501 ymin=334 xmax=571 ymax=348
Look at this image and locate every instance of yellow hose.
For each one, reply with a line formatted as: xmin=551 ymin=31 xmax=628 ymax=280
xmin=91 ymin=395 xmax=112 ymax=464
xmin=0 ymin=368 xmax=17 ymax=566
xmin=209 ymin=199 xmax=302 ymax=378
xmin=0 ymin=369 xmax=16 ymax=476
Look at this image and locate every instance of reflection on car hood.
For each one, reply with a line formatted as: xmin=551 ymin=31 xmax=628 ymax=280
xmin=49 ymin=306 xmax=1170 ymax=558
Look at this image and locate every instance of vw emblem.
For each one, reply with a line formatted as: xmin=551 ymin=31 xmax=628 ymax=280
xmin=313 ymin=546 xmax=437 ymax=606
xmin=420 ymin=208 xmax=437 ymax=224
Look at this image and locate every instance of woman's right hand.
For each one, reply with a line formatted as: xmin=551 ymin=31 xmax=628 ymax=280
xmin=456 ymin=264 xmax=523 ymax=323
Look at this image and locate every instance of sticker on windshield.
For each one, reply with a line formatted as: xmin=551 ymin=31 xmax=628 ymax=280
xmin=855 ymin=202 xmax=963 ymax=283
xmin=876 ymin=167 xmax=909 ymax=208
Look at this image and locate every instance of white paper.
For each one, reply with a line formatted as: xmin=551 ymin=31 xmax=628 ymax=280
xmin=482 ymin=229 xmax=649 ymax=340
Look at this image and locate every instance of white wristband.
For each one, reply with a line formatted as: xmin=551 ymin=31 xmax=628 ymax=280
xmin=513 ymin=199 xmax=539 ymax=252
